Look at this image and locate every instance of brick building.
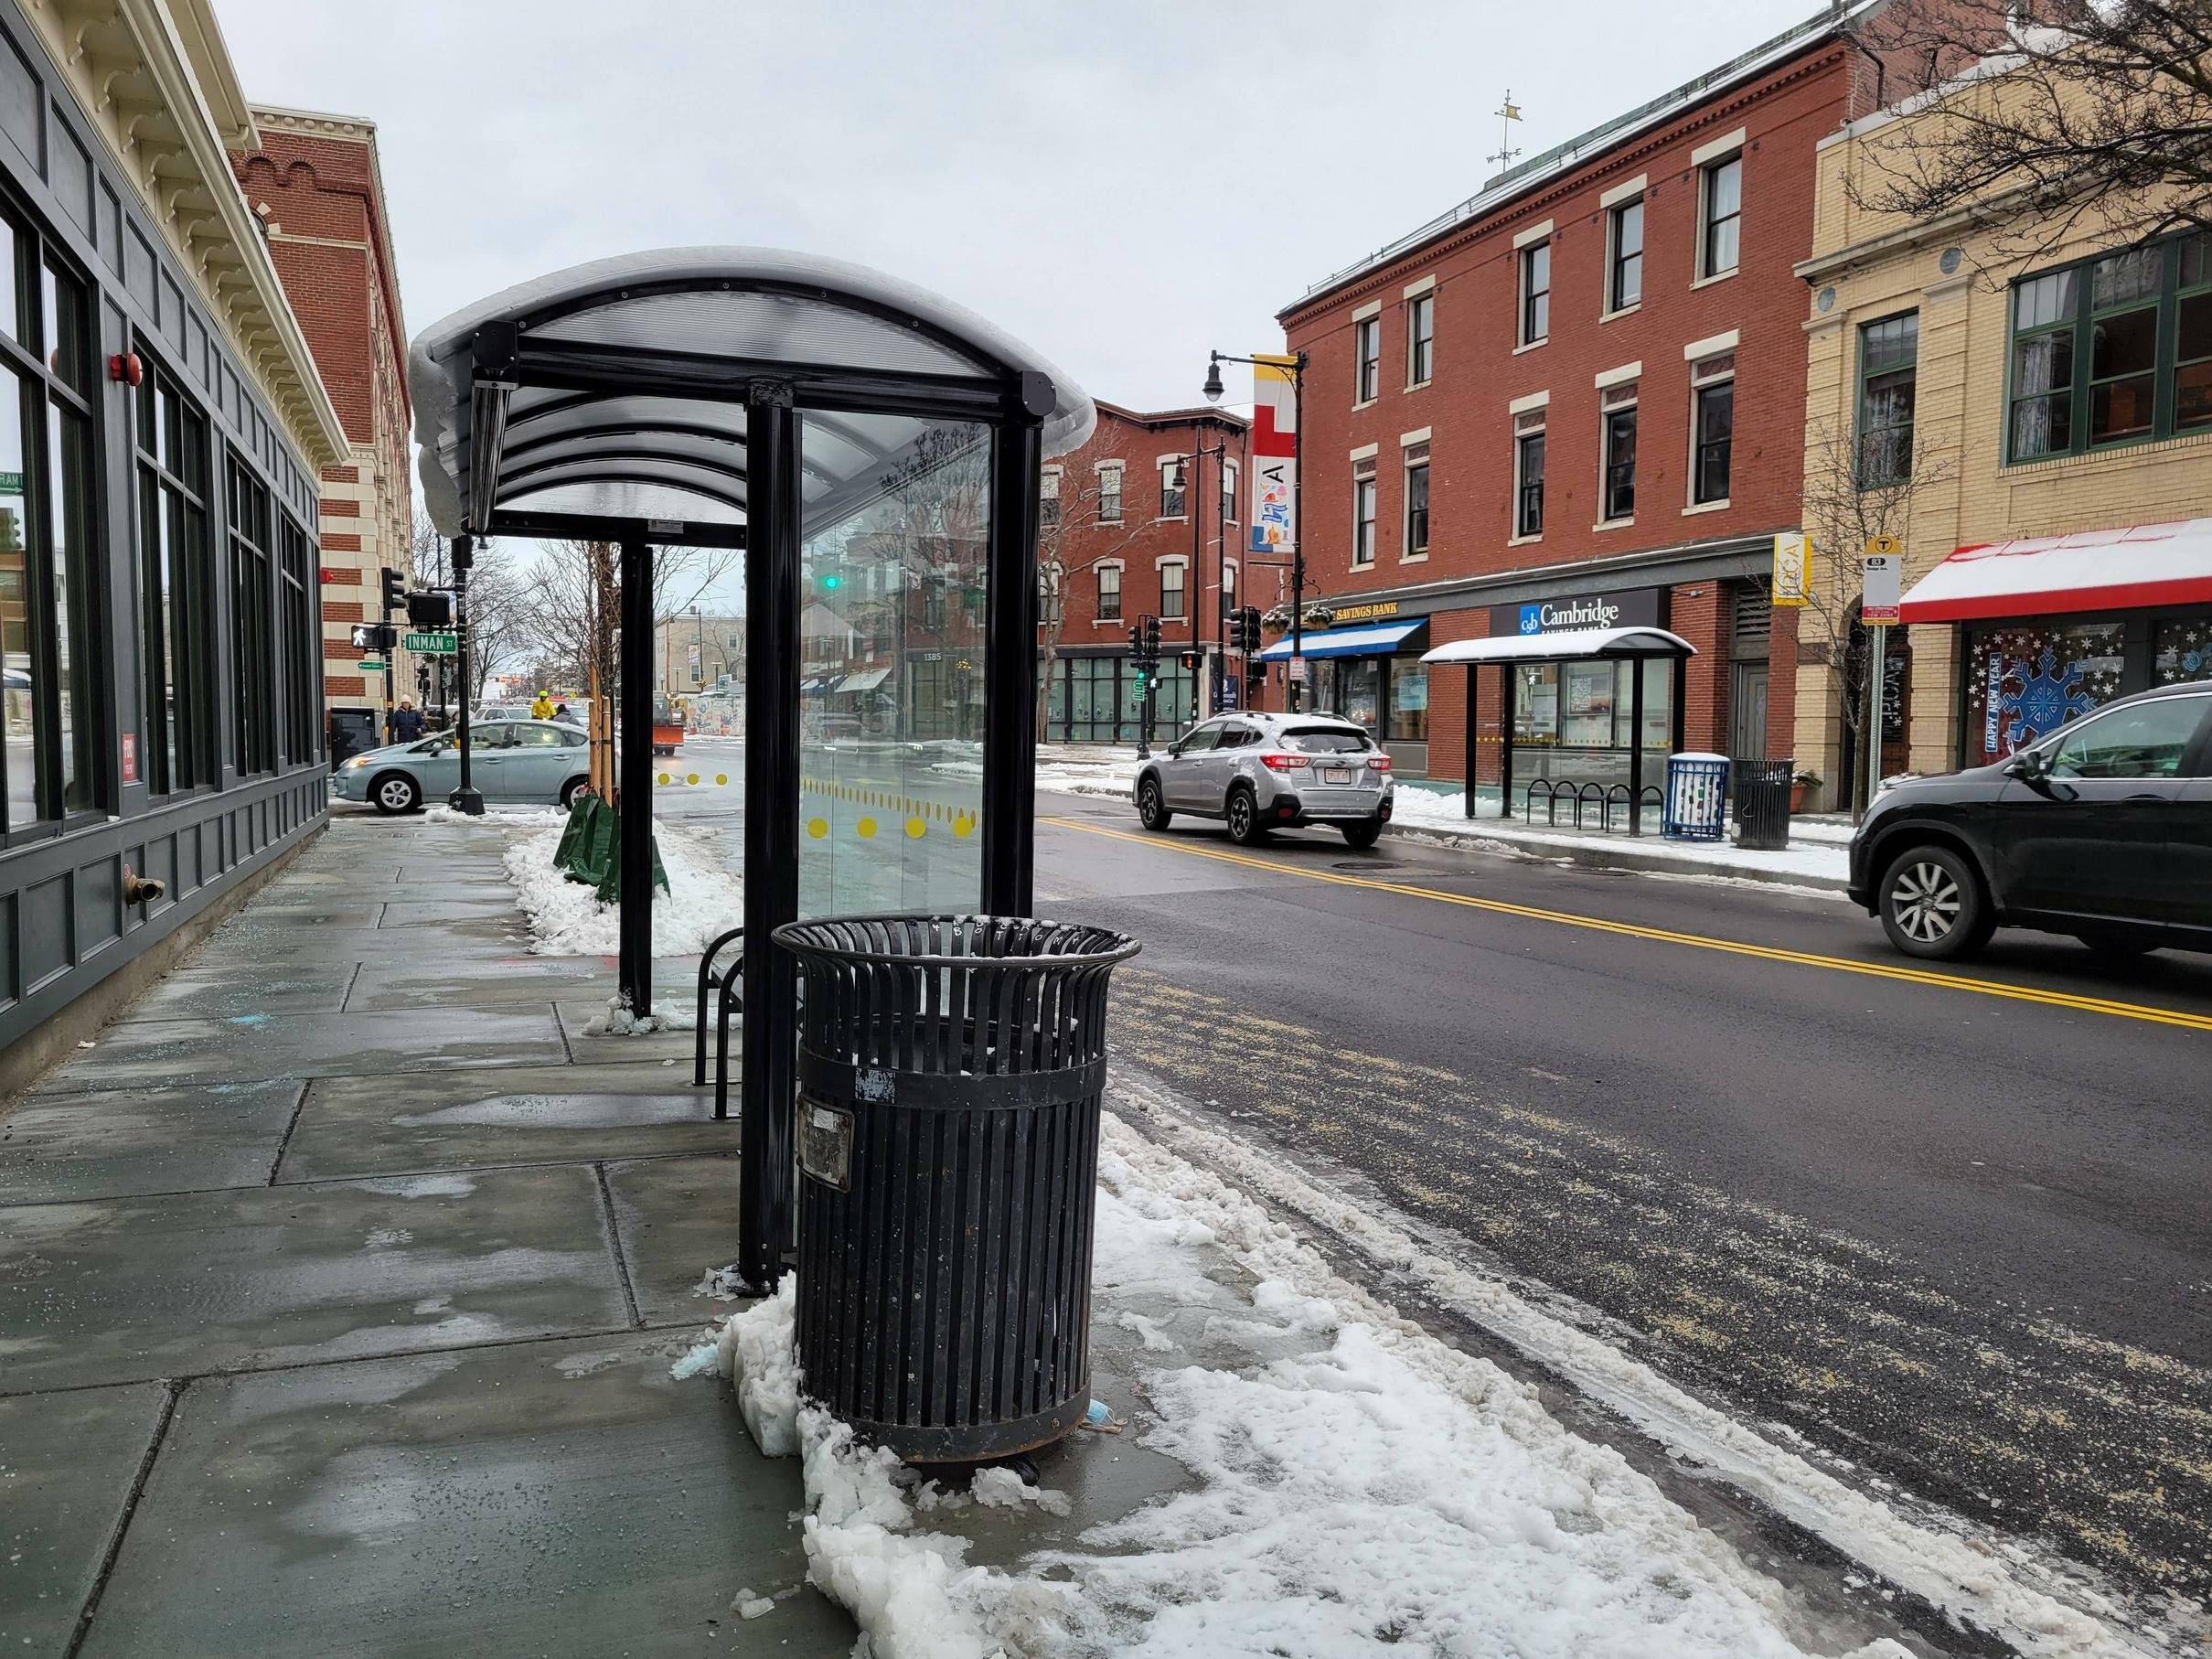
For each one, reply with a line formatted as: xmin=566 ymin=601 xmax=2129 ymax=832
xmin=1037 ymin=401 xmax=1249 ymax=743
xmin=1276 ymin=3 xmax=1964 ymax=794
xmin=230 ymin=107 xmax=411 ymax=747
xmin=1796 ymin=59 xmax=2212 ymax=808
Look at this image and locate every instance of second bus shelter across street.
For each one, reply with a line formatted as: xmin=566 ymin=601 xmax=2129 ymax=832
xmin=409 ymin=248 xmax=1094 ymax=1286
xmin=1422 ymin=625 xmax=1696 ymax=834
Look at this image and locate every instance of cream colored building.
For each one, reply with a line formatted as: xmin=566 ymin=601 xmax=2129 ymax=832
xmin=1795 ymin=70 xmax=2212 ymax=808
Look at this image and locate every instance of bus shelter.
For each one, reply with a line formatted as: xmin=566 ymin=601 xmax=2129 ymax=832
xmin=410 ymin=249 xmax=1093 ymax=1283
xmin=1422 ymin=626 xmax=1694 ymax=835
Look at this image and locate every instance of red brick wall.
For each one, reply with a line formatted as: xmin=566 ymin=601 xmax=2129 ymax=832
xmin=1283 ymin=45 xmax=1853 ymax=603
xmin=1042 ymin=403 xmax=1250 ymax=653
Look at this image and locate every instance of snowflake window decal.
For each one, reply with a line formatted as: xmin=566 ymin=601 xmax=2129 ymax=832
xmin=1998 ymin=648 xmax=2101 ymax=749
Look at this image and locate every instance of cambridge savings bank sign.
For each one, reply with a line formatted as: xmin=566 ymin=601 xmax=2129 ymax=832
xmin=1489 ymin=587 xmax=1663 ymax=637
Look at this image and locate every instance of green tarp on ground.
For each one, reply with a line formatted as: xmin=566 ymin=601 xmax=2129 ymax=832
xmin=552 ymin=795 xmax=669 ymax=903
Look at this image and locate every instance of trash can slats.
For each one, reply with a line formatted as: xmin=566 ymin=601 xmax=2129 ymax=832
xmin=775 ymin=913 xmax=1138 ymax=1461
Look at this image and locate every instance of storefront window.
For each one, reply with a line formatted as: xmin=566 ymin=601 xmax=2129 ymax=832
xmin=2154 ymin=616 xmax=2212 ymax=685
xmin=1388 ymin=661 xmax=1427 ymax=741
xmin=1963 ymin=619 xmax=2125 ymax=759
xmin=1340 ymin=658 xmax=1382 ymax=731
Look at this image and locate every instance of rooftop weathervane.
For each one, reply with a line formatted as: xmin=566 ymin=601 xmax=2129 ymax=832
xmin=1487 ymin=91 xmax=1523 ymax=173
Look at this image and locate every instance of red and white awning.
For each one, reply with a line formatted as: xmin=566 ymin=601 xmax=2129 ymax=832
xmin=1898 ymin=519 xmax=2212 ymax=624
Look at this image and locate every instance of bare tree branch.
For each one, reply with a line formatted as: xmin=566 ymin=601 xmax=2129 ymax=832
xmin=1846 ymin=4 xmax=2212 ymax=267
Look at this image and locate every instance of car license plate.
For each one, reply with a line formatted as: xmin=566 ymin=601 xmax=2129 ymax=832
xmin=1322 ymin=765 xmax=1352 ymax=785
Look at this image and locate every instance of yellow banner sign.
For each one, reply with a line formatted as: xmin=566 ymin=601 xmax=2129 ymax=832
xmin=1773 ymin=533 xmax=1812 ymax=607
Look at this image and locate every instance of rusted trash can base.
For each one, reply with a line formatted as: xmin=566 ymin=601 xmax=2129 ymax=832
xmin=775 ymin=915 xmax=1138 ymax=1464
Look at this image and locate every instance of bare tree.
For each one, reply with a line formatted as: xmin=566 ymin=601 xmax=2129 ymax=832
xmin=1035 ymin=463 xmax=1152 ymax=730
xmin=1797 ymin=418 xmax=1959 ymax=817
xmin=1847 ymin=4 xmax=2212 ymax=255
xmin=510 ymin=539 xmax=740 ymax=697
xmin=409 ymin=510 xmax=529 ymax=706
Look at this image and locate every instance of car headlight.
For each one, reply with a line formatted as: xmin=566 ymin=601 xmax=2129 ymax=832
xmin=343 ymin=755 xmax=370 ymax=770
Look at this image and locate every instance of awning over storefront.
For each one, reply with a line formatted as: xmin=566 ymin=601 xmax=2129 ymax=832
xmin=1256 ymin=618 xmax=1427 ymax=661
xmin=1898 ymin=519 xmax=2212 ymax=624
xmin=1420 ymin=626 xmax=1694 ymax=665
xmin=838 ymin=667 xmax=891 ymax=692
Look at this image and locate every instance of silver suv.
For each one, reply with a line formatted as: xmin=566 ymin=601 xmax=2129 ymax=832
xmin=1135 ymin=712 xmax=1395 ymax=847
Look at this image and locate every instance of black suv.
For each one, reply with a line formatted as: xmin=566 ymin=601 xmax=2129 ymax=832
xmin=1848 ymin=682 xmax=2212 ymax=960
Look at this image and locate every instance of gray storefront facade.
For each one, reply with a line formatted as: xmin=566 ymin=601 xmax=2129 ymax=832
xmin=0 ymin=0 xmax=345 ymax=1075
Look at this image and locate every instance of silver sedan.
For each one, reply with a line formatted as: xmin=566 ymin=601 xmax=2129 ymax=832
xmin=332 ymin=719 xmax=593 ymax=813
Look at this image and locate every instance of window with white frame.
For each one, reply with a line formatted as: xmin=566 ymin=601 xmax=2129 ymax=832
xmin=1159 ymin=559 xmax=1186 ymax=619
xmin=1159 ymin=457 xmax=1186 ymax=519
xmin=1224 ymin=560 xmax=1237 ymax=608
xmin=1700 ymin=154 xmax=1743 ymax=278
xmin=1096 ymin=562 xmax=1122 ymax=620
xmin=1601 ymin=383 xmax=1638 ymax=521
xmin=1355 ymin=316 xmax=1381 ymax=401
xmin=1513 ymin=412 xmax=1546 ymax=538
xmin=1520 ymin=242 xmax=1551 ymax=345
xmin=1352 ymin=460 xmax=1378 ymax=567
xmin=1040 ymin=465 xmax=1062 ymax=529
xmin=1608 ymin=198 xmax=1644 ymax=311
xmin=1222 ymin=458 xmax=1238 ymax=522
xmin=1403 ymin=443 xmax=1430 ymax=557
xmin=1406 ymin=292 xmax=1434 ymax=384
xmin=1689 ymin=353 xmax=1734 ymax=505
xmin=1097 ymin=462 xmax=1123 ymax=522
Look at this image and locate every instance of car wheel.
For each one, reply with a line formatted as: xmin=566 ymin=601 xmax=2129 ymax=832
xmin=1879 ymin=846 xmax=1992 ymax=960
xmin=1136 ymin=776 xmax=1171 ymax=831
xmin=1341 ymin=818 xmax=1383 ymax=851
xmin=370 ymin=772 xmax=422 ymax=815
xmin=560 ymin=776 xmax=589 ymax=810
xmin=1225 ymin=786 xmax=1268 ymax=846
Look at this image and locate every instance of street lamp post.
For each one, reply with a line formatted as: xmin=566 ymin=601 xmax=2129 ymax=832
xmin=1173 ymin=436 xmax=1231 ymax=718
xmin=1205 ymin=348 xmax=1307 ymax=711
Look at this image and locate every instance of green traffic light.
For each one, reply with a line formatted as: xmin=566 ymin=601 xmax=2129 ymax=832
xmin=821 ymin=573 xmax=842 ymax=590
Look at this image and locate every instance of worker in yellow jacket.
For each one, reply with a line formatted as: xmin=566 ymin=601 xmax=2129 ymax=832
xmin=530 ymin=690 xmax=554 ymax=720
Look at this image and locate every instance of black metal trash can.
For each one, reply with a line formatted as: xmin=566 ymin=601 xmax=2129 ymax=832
xmin=1734 ymin=758 xmax=1795 ymax=851
xmin=770 ymin=914 xmax=1141 ymax=1462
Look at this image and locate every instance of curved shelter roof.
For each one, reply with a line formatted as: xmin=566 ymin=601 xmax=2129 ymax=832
xmin=409 ymin=247 xmax=1095 ymax=538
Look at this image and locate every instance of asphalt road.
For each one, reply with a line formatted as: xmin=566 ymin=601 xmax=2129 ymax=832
xmin=1031 ymin=787 xmax=2212 ymax=1619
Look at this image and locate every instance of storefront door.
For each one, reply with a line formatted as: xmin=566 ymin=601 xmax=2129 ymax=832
xmin=1729 ymin=663 xmax=1768 ymax=764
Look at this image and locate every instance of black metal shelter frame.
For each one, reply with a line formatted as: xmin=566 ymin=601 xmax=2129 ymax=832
xmin=1424 ymin=627 xmax=1695 ymax=838
xmin=411 ymin=254 xmax=1090 ymax=1288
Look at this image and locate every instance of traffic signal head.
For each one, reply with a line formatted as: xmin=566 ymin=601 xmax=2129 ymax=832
xmin=1127 ymin=625 xmax=1142 ymax=657
xmin=1179 ymin=648 xmax=1201 ymax=671
xmin=1143 ymin=614 xmax=1162 ymax=654
xmin=406 ymin=591 xmax=453 ymax=628
xmin=380 ymin=568 xmax=404 ymax=612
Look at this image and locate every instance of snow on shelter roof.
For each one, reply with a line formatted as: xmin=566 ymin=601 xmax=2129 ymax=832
xmin=409 ymin=247 xmax=1096 ymax=537
xmin=1280 ymin=0 xmax=1882 ymax=317
xmin=1422 ymin=627 xmax=1695 ymax=665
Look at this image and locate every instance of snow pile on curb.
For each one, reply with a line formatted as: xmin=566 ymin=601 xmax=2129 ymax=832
xmin=499 ymin=822 xmax=743 ymax=957
xmin=579 ymin=995 xmax=700 ymax=1036
xmin=1388 ymin=787 xmax=1852 ymax=883
xmin=694 ymin=1117 xmax=1938 ymax=1659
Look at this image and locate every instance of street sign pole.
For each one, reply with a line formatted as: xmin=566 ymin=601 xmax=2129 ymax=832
xmin=451 ymin=536 xmax=483 ymax=816
xmin=1860 ymin=536 xmax=1905 ymax=818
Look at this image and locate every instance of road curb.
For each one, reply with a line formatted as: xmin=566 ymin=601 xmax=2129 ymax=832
xmin=1384 ymin=821 xmax=1854 ymax=894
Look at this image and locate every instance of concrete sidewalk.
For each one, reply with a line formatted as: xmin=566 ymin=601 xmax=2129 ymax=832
xmin=0 ymin=813 xmax=853 ymax=1657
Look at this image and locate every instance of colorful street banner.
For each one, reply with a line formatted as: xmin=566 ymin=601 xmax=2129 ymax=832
xmin=1249 ymin=354 xmax=1298 ymax=557
xmin=1772 ymin=532 xmax=1812 ymax=607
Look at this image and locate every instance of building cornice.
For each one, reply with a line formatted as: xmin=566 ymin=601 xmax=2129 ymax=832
xmin=24 ymin=0 xmax=347 ymax=466
xmin=247 ymin=102 xmax=411 ymax=424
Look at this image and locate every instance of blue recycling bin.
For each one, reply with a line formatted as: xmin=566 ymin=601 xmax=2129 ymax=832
xmin=1663 ymin=752 xmax=1730 ymax=840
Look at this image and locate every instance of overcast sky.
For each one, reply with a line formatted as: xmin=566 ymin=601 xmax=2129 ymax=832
xmin=217 ymin=0 xmax=1821 ymax=614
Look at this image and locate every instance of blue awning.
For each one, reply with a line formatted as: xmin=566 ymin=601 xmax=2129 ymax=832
xmin=1256 ymin=618 xmax=1426 ymax=661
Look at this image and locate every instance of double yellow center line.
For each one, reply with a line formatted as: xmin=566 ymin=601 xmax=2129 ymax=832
xmin=1043 ymin=816 xmax=2212 ymax=1033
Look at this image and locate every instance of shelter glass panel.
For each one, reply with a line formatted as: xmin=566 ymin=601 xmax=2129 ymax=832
xmin=796 ymin=416 xmax=988 ymax=917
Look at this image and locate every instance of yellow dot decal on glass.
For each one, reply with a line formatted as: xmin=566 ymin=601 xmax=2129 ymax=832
xmin=807 ymin=817 xmax=828 ymax=839
xmin=856 ymin=816 xmax=878 ymax=839
xmin=716 ymin=774 xmax=728 ymax=786
xmin=905 ymin=816 xmax=925 ymax=839
xmin=954 ymin=814 xmax=976 ymax=838
xmin=657 ymin=772 xmax=671 ymax=785
xmin=686 ymin=773 xmax=699 ymax=786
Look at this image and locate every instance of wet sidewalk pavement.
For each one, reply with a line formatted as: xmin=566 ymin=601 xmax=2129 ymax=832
xmin=0 ymin=812 xmax=850 ymax=1657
